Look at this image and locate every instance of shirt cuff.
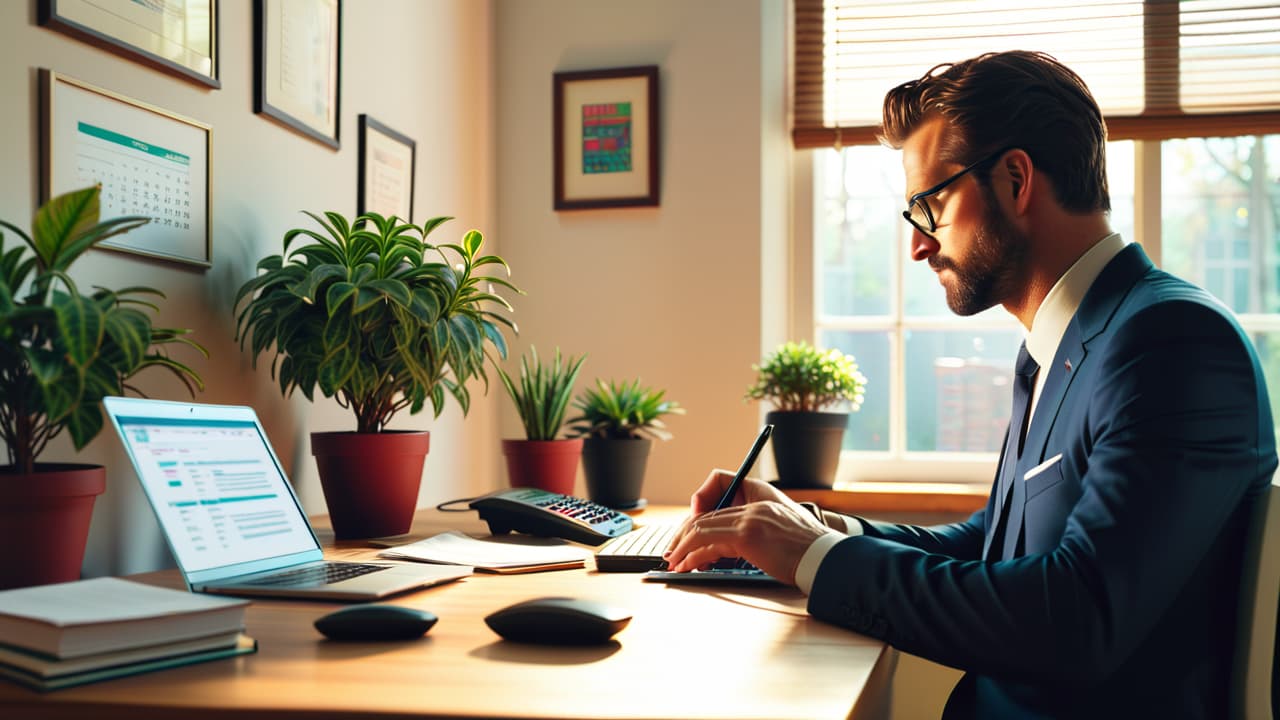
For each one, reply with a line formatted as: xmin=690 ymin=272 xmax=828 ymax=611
xmin=795 ymin=529 xmax=847 ymax=596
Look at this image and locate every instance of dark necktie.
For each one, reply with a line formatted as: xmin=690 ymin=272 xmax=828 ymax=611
xmin=1011 ymin=342 xmax=1039 ymax=458
xmin=987 ymin=342 xmax=1039 ymax=560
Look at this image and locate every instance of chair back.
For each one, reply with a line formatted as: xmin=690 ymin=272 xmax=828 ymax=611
xmin=1232 ymin=474 xmax=1280 ymax=720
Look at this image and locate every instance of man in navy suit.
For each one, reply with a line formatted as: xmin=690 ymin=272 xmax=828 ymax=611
xmin=665 ymin=51 xmax=1276 ymax=718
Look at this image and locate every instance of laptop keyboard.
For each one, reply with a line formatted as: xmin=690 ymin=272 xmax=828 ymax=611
xmin=240 ymin=562 xmax=389 ymax=587
xmin=595 ymin=524 xmax=764 ymax=574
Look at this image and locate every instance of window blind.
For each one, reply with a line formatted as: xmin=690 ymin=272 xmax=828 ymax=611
xmin=793 ymin=0 xmax=1280 ymax=148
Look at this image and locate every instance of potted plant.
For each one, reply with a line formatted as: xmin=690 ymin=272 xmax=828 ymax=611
xmin=0 ymin=186 xmax=205 ymax=588
xmin=567 ymin=378 xmax=684 ymax=509
xmin=234 ymin=211 xmax=517 ymax=539
xmin=745 ymin=340 xmax=866 ymax=488
xmin=497 ymin=346 xmax=587 ymax=496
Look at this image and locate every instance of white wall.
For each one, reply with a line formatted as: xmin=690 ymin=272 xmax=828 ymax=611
xmin=0 ymin=0 xmax=502 ymax=576
xmin=494 ymin=0 xmax=790 ymax=504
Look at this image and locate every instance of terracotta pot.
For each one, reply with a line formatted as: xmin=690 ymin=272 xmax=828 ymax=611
xmin=502 ymin=438 xmax=582 ymax=496
xmin=766 ymin=410 xmax=848 ymax=489
xmin=311 ymin=431 xmax=429 ymax=539
xmin=581 ymin=437 xmax=651 ymax=509
xmin=0 ymin=464 xmax=105 ymax=589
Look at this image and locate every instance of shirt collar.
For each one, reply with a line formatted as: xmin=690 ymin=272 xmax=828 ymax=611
xmin=1026 ymin=232 xmax=1128 ymax=369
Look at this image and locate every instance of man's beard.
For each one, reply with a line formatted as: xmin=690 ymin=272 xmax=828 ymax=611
xmin=928 ymin=190 xmax=1028 ymax=316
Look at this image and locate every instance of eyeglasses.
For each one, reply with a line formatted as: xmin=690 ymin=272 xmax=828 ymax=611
xmin=902 ymin=146 xmax=1017 ymax=238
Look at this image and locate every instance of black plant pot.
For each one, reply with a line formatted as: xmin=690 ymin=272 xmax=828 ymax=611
xmin=581 ymin=437 xmax=651 ymax=509
xmin=767 ymin=410 xmax=848 ymax=489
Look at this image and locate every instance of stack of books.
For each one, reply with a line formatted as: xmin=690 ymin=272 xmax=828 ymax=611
xmin=0 ymin=577 xmax=255 ymax=691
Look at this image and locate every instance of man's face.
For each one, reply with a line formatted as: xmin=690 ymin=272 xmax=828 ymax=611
xmin=902 ymin=118 xmax=1027 ymax=316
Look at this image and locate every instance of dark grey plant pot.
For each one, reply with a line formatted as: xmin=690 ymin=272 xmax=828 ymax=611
xmin=766 ymin=410 xmax=848 ymax=489
xmin=581 ymin=437 xmax=652 ymax=509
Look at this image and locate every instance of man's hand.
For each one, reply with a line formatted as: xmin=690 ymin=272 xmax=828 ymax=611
xmin=665 ymin=469 xmax=830 ymax=585
xmin=687 ymin=468 xmax=796 ymax=515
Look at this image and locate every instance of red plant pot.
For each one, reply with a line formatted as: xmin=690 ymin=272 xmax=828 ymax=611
xmin=501 ymin=438 xmax=583 ymax=497
xmin=311 ymin=431 xmax=430 ymax=539
xmin=0 ymin=464 xmax=105 ymax=589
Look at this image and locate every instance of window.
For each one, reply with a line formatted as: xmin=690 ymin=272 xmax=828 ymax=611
xmin=793 ymin=1 xmax=1280 ymax=483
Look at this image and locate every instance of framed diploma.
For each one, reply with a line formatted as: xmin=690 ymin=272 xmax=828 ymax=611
xmin=254 ymin=0 xmax=341 ymax=149
xmin=38 ymin=0 xmax=219 ymax=88
xmin=357 ymin=115 xmax=416 ymax=221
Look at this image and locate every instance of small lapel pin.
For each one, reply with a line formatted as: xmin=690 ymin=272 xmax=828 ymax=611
xmin=1064 ymin=359 xmax=1073 ymax=372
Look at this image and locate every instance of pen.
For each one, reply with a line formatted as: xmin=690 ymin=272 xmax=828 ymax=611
xmin=713 ymin=424 xmax=774 ymax=510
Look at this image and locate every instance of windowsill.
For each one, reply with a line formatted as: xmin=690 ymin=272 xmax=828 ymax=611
xmin=784 ymin=481 xmax=988 ymax=514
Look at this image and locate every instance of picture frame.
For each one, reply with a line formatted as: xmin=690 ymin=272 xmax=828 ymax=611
xmin=38 ymin=0 xmax=219 ymax=89
xmin=357 ymin=115 xmax=416 ymax=221
xmin=553 ymin=65 xmax=660 ymax=210
xmin=41 ymin=69 xmax=212 ymax=269
xmin=254 ymin=0 xmax=341 ymax=150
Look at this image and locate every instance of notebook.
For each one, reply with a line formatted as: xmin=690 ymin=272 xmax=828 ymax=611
xmin=102 ymin=397 xmax=472 ymax=601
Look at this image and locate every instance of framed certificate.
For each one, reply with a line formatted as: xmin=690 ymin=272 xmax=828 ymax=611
xmin=254 ymin=0 xmax=341 ymax=149
xmin=42 ymin=70 xmax=212 ymax=268
xmin=38 ymin=0 xmax=219 ymax=88
xmin=358 ymin=115 xmax=416 ymax=221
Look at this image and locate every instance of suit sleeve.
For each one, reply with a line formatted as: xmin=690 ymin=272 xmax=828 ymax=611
xmin=807 ymin=300 xmax=1274 ymax=686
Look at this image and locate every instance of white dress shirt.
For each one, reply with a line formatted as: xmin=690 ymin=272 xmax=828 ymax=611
xmin=793 ymin=233 xmax=1129 ymax=595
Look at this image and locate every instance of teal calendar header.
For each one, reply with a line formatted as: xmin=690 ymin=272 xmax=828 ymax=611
xmin=78 ymin=122 xmax=190 ymax=166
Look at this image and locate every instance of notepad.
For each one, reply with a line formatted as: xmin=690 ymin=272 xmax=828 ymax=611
xmin=377 ymin=531 xmax=592 ymax=573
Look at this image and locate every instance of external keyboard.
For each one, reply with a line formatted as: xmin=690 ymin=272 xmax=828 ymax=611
xmin=594 ymin=524 xmax=678 ymax=572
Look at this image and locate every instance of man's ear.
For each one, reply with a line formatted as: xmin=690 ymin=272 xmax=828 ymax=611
xmin=1002 ymin=149 xmax=1035 ymax=215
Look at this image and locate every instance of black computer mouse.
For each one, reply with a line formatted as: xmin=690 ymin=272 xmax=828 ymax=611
xmin=314 ymin=604 xmax=438 ymax=641
xmin=484 ymin=596 xmax=631 ymax=645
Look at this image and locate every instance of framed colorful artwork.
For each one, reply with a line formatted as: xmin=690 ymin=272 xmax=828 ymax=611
xmin=42 ymin=69 xmax=212 ymax=268
xmin=553 ymin=65 xmax=659 ymax=210
xmin=254 ymin=0 xmax=341 ymax=149
xmin=38 ymin=0 xmax=219 ymax=89
xmin=357 ymin=115 xmax=416 ymax=221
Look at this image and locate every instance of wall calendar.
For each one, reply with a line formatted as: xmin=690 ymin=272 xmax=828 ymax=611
xmin=43 ymin=69 xmax=212 ymax=268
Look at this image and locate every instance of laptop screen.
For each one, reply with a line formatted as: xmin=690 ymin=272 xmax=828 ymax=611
xmin=113 ymin=413 xmax=318 ymax=573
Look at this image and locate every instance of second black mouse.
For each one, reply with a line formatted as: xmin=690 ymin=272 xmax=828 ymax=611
xmin=484 ymin=596 xmax=631 ymax=645
xmin=314 ymin=604 xmax=438 ymax=641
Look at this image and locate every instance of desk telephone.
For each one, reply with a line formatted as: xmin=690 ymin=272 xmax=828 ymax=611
xmin=469 ymin=488 xmax=634 ymax=546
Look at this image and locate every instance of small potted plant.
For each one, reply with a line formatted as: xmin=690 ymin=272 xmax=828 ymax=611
xmin=0 ymin=186 xmax=205 ymax=588
xmin=745 ymin=341 xmax=866 ymax=488
xmin=235 ymin=211 xmax=517 ymax=538
xmin=567 ymin=378 xmax=684 ymax=509
xmin=497 ymin=347 xmax=587 ymax=496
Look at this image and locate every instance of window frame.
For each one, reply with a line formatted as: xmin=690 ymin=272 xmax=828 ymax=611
xmin=795 ymin=138 xmax=1280 ymax=486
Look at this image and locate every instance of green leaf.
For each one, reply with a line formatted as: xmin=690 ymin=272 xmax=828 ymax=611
xmin=103 ymin=306 xmax=151 ymax=370
xmin=52 ymin=288 xmax=104 ymax=367
xmin=30 ymin=186 xmax=99 ymax=270
xmin=462 ymin=230 xmax=483 ymax=258
xmin=364 ymin=278 xmax=412 ymax=307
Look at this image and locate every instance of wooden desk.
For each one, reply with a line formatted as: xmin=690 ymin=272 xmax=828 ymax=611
xmin=0 ymin=507 xmax=895 ymax=719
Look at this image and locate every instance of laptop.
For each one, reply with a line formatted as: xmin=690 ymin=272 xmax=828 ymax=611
xmin=103 ymin=396 xmax=472 ymax=601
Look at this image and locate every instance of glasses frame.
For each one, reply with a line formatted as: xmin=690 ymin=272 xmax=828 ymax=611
xmin=903 ymin=146 xmax=1018 ymax=238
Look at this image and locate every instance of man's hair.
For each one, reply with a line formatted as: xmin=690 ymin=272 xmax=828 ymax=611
xmin=881 ymin=50 xmax=1110 ymax=213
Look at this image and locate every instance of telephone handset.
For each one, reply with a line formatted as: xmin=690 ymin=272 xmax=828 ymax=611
xmin=469 ymin=488 xmax=635 ymax=546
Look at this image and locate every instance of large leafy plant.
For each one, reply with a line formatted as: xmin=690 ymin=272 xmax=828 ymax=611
xmin=0 ymin=186 xmax=205 ymax=474
xmin=234 ymin=211 xmax=518 ymax=433
xmin=745 ymin=340 xmax=866 ymax=412
xmin=567 ymin=378 xmax=684 ymax=441
xmin=498 ymin=347 xmax=586 ymax=441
